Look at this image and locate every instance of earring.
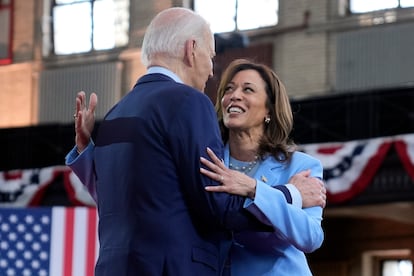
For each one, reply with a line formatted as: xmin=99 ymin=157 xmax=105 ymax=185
xmin=264 ymin=117 xmax=271 ymax=124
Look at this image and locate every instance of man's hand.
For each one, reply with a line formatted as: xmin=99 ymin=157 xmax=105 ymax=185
xmin=289 ymin=170 xmax=327 ymax=208
xmin=74 ymin=91 xmax=97 ymax=153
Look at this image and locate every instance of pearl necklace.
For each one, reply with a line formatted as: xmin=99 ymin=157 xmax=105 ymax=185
xmin=229 ymin=156 xmax=259 ymax=174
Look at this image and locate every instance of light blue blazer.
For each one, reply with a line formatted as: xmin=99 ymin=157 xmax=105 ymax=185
xmin=223 ymin=144 xmax=324 ymax=276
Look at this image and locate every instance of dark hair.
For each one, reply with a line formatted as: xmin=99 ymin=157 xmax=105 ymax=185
xmin=215 ymin=59 xmax=296 ymax=162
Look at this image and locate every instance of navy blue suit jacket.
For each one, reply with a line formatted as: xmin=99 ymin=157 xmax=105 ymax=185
xmin=93 ymin=73 xmax=270 ymax=275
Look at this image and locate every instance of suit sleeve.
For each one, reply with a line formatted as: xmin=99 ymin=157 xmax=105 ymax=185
xmin=65 ymin=141 xmax=98 ymax=202
xmin=243 ymin=156 xmax=324 ymax=253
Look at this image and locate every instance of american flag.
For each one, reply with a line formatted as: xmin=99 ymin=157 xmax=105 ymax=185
xmin=0 ymin=207 xmax=99 ymax=276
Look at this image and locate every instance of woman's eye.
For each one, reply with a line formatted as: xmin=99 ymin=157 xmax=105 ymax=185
xmin=224 ymin=86 xmax=233 ymax=92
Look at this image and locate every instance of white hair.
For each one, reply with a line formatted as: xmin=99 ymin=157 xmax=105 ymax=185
xmin=141 ymin=7 xmax=211 ymax=67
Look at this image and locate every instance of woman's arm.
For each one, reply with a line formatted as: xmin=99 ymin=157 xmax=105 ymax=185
xmin=200 ymin=147 xmax=326 ymax=208
xmin=247 ymin=179 xmax=324 ymax=252
xmin=200 ymin=148 xmax=326 ymax=252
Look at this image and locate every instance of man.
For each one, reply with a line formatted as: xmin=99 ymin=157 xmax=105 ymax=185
xmin=67 ymin=7 xmax=326 ymax=276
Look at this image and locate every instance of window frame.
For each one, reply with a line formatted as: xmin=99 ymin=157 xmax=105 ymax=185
xmin=49 ymin=0 xmax=129 ymax=56
xmin=192 ymin=0 xmax=279 ymax=34
xmin=347 ymin=0 xmax=414 ymax=15
xmin=362 ymin=249 xmax=412 ymax=276
xmin=0 ymin=0 xmax=13 ymax=65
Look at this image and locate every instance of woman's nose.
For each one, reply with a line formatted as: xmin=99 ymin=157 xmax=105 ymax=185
xmin=230 ymin=89 xmax=242 ymax=101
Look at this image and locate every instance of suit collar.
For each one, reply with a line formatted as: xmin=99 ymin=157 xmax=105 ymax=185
xmin=135 ymin=73 xmax=175 ymax=87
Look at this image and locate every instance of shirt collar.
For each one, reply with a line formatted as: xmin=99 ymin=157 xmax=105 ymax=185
xmin=147 ymin=66 xmax=183 ymax=84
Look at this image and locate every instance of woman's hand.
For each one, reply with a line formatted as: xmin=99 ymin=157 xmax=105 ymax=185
xmin=200 ymin=147 xmax=257 ymax=199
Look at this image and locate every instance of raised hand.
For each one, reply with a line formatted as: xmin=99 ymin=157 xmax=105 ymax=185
xmin=73 ymin=91 xmax=97 ymax=153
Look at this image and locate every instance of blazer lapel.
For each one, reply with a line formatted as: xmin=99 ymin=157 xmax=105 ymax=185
xmin=253 ymin=157 xmax=284 ymax=187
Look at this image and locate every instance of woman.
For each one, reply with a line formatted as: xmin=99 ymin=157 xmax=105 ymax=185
xmin=200 ymin=59 xmax=324 ymax=275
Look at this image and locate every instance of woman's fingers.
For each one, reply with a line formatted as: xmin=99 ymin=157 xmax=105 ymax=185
xmin=205 ymin=185 xmax=226 ymax=192
xmin=200 ymin=167 xmax=218 ymax=180
xmin=200 ymin=148 xmax=232 ymax=191
xmin=200 ymin=152 xmax=228 ymax=176
xmin=200 ymin=156 xmax=219 ymax=172
xmin=206 ymin=147 xmax=226 ymax=169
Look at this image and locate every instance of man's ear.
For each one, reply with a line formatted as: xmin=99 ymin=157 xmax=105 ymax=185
xmin=183 ymin=39 xmax=196 ymax=67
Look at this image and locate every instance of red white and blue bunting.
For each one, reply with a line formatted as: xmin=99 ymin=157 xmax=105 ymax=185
xmin=0 ymin=166 xmax=95 ymax=207
xmin=300 ymin=133 xmax=414 ymax=203
xmin=0 ymin=133 xmax=413 ymax=207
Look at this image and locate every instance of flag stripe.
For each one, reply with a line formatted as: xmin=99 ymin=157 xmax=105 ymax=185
xmin=50 ymin=207 xmax=65 ymax=275
xmin=63 ymin=208 xmax=75 ymax=276
xmin=73 ymin=208 xmax=87 ymax=276
xmin=86 ymin=209 xmax=98 ymax=276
